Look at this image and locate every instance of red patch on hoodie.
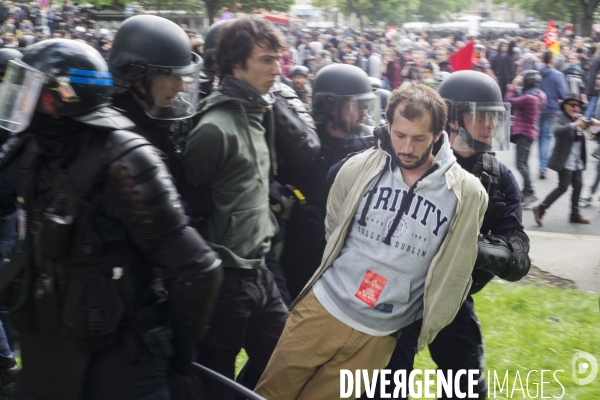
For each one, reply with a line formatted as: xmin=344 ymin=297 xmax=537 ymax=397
xmin=355 ymin=270 xmax=388 ymax=307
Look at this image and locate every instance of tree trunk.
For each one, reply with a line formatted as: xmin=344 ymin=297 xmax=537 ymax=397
xmin=205 ymin=1 xmax=217 ymax=25
xmin=581 ymin=13 xmax=593 ymax=37
xmin=357 ymin=10 xmax=363 ymax=30
xmin=580 ymin=0 xmax=600 ymax=37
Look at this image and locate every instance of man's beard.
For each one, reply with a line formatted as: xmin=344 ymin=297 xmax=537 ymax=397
xmin=395 ymin=140 xmax=434 ymax=170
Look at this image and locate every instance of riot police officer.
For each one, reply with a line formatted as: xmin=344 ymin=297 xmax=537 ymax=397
xmin=364 ymin=70 xmax=530 ymax=399
xmin=108 ymin=15 xmax=211 ymax=225
xmin=278 ymin=64 xmax=379 ymax=300
xmin=0 ymin=39 xmax=222 ymax=400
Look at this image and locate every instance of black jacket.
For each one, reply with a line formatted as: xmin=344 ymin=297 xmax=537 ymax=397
xmin=548 ymin=111 xmax=587 ymax=172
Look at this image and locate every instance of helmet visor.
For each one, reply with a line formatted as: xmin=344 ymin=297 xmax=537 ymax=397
xmin=333 ymin=93 xmax=379 ymax=134
xmin=450 ymin=102 xmax=511 ymax=153
xmin=0 ymin=60 xmax=45 ymax=133
xmin=144 ymin=54 xmax=201 ymax=120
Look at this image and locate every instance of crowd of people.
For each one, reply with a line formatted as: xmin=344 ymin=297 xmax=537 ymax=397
xmin=282 ymin=24 xmax=600 ymax=225
xmin=0 ymin=6 xmax=593 ymax=400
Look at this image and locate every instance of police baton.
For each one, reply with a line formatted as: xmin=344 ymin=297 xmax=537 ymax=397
xmin=191 ymin=362 xmax=266 ymax=400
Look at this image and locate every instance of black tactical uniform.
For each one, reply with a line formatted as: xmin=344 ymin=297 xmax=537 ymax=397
xmin=0 ymin=39 xmax=222 ymax=400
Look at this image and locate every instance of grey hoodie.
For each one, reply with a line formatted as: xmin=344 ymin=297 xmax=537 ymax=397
xmin=313 ymin=133 xmax=458 ymax=335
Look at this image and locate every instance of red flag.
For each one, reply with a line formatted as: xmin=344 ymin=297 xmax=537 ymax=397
xmin=449 ymin=40 xmax=474 ymax=72
xmin=544 ymin=20 xmax=560 ymax=55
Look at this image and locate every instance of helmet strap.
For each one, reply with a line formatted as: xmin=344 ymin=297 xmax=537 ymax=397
xmin=130 ymin=78 xmax=156 ymax=112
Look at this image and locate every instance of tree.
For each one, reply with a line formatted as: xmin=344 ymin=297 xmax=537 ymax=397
xmin=493 ymin=0 xmax=599 ymax=37
xmin=89 ymin=0 xmax=203 ymax=14
xmin=416 ymin=0 xmax=474 ymax=23
xmin=201 ymin=0 xmax=294 ymax=25
xmin=313 ymin=0 xmax=419 ymax=29
xmin=313 ymin=0 xmax=473 ymax=28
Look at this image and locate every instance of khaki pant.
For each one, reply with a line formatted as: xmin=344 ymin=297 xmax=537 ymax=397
xmin=255 ymin=289 xmax=397 ymax=400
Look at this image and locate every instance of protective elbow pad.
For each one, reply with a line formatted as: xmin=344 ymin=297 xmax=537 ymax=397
xmin=107 ymin=144 xmax=183 ymax=239
xmin=502 ymin=249 xmax=531 ymax=281
xmin=272 ymin=83 xmax=321 ymax=164
xmin=475 ymin=234 xmax=512 ymax=277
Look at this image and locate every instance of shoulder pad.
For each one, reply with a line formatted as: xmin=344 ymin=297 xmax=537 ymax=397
xmin=67 ymin=130 xmax=151 ymax=197
xmin=102 ymin=130 xmax=152 ymax=164
xmin=0 ymin=133 xmax=33 ymax=171
xmin=106 ymin=143 xmax=182 ymax=240
xmin=71 ymin=106 xmax=136 ymax=131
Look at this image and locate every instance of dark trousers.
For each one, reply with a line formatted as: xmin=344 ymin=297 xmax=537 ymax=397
xmin=196 ymin=265 xmax=288 ymax=400
xmin=361 ymin=297 xmax=486 ymax=400
xmin=514 ymin=135 xmax=534 ymax=195
xmin=540 ymin=169 xmax=583 ymax=216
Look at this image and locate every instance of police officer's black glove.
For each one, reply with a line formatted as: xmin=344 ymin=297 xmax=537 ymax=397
xmin=169 ymin=370 xmax=206 ymax=400
xmin=475 ymin=234 xmax=530 ymax=282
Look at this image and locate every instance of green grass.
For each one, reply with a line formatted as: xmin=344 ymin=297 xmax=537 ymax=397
xmin=236 ymin=281 xmax=600 ymax=398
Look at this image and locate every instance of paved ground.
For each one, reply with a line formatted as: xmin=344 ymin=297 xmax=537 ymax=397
xmin=494 ymin=136 xmax=600 ymax=293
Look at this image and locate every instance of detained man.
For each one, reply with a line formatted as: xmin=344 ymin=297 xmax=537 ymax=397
xmin=255 ymin=82 xmax=488 ymax=400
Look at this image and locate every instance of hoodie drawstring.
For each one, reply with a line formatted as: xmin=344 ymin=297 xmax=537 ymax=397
xmin=382 ymin=164 xmax=439 ymax=245
xmin=357 ymin=157 xmax=390 ymax=226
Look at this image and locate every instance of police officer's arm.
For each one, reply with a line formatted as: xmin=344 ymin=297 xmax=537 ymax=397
xmin=105 ymin=144 xmax=223 ymax=374
xmin=475 ymin=165 xmax=530 ymax=282
xmin=183 ymin=122 xmax=229 ymax=186
xmin=272 ymin=83 xmax=321 ymax=165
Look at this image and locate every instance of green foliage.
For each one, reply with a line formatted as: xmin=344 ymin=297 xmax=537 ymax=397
xmin=491 ymin=0 xmax=579 ymax=22
xmin=313 ymin=0 xmax=474 ymax=26
xmin=415 ymin=0 xmax=474 ymax=23
xmin=492 ymin=0 xmax=600 ymax=36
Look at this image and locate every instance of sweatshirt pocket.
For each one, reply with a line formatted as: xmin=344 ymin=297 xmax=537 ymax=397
xmin=333 ymin=248 xmax=411 ymax=309
xmin=221 ymin=204 xmax=278 ymax=259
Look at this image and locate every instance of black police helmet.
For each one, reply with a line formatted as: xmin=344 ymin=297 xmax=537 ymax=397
xmin=21 ymin=39 xmax=112 ymax=117
xmin=522 ymin=69 xmax=542 ymax=90
xmin=108 ymin=15 xmax=194 ymax=93
xmin=438 ymin=70 xmax=505 ymax=112
xmin=0 ymin=48 xmax=22 ymax=76
xmin=289 ymin=65 xmax=309 ymax=78
xmin=203 ymin=20 xmax=230 ymax=78
xmin=312 ymin=64 xmax=375 ymax=116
